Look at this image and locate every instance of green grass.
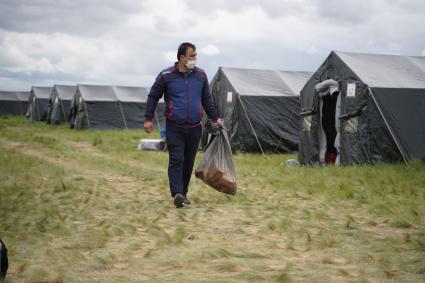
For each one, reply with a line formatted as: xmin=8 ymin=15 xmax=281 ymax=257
xmin=0 ymin=116 xmax=424 ymax=282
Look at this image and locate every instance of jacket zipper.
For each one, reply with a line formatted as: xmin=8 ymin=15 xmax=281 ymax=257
xmin=185 ymin=79 xmax=189 ymax=123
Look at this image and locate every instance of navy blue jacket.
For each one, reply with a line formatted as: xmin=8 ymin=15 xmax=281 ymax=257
xmin=145 ymin=64 xmax=219 ymax=127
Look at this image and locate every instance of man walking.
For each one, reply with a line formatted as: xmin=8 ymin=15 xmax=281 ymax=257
xmin=144 ymin=42 xmax=222 ymax=208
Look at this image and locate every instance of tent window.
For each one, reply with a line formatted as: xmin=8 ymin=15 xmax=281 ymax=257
xmin=345 ymin=117 xmax=358 ymax=133
xmin=346 ymin=83 xmax=356 ymax=97
xmin=227 ymin=91 xmax=233 ymax=102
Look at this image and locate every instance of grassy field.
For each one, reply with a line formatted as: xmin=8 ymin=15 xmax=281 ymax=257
xmin=0 ymin=116 xmax=424 ymax=283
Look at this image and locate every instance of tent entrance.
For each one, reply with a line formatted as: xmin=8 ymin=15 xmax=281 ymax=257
xmin=319 ymin=93 xmax=340 ymax=164
xmin=315 ymin=79 xmax=341 ymax=165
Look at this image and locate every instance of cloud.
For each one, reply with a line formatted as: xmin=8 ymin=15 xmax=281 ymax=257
xmin=164 ymin=51 xmax=176 ymax=63
xmin=0 ymin=0 xmax=424 ymax=91
xmin=200 ymin=44 xmax=220 ymax=56
xmin=313 ymin=0 xmax=380 ymax=24
xmin=0 ymin=0 xmax=143 ymax=36
xmin=306 ymin=45 xmax=318 ymax=55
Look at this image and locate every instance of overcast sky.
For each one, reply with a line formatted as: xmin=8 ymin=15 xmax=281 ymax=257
xmin=1 ymin=0 xmax=425 ymax=90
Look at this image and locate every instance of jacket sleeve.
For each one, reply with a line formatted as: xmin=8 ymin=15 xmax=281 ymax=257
xmin=201 ymin=76 xmax=219 ymax=121
xmin=144 ymin=73 xmax=165 ymax=122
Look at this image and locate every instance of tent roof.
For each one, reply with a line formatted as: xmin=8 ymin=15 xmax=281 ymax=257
xmin=54 ymin=85 xmax=77 ymax=100
xmin=335 ymin=51 xmax=425 ymax=88
xmin=0 ymin=91 xmax=29 ymax=101
xmin=220 ymin=67 xmax=312 ymax=97
xmin=113 ymin=86 xmax=149 ymax=102
xmin=0 ymin=91 xmax=17 ymax=101
xmin=16 ymin=91 xmax=30 ymax=101
xmin=31 ymin=86 xmax=53 ymax=99
xmin=77 ymin=84 xmax=118 ymax=101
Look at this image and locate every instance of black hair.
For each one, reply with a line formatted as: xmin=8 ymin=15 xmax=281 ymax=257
xmin=177 ymin=42 xmax=196 ymax=60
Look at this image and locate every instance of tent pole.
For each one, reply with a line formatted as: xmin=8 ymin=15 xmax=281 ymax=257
xmin=237 ymin=95 xmax=266 ymax=157
xmin=369 ymin=88 xmax=409 ymax=166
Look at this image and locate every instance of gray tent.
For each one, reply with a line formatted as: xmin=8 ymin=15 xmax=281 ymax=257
xmin=205 ymin=67 xmax=312 ymax=153
xmin=70 ymin=85 xmax=164 ymax=130
xmin=28 ymin=86 xmax=53 ymax=122
xmin=113 ymin=86 xmax=165 ymax=130
xmin=299 ymin=51 xmax=425 ymax=166
xmin=0 ymin=91 xmax=30 ymax=116
xmin=70 ymin=85 xmax=124 ymax=130
xmin=47 ymin=85 xmax=77 ymax=125
xmin=113 ymin=86 xmax=148 ymax=129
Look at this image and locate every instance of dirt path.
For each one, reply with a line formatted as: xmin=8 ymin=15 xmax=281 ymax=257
xmin=0 ymin=137 xmax=159 ymax=193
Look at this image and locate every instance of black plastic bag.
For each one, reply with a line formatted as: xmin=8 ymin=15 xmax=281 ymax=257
xmin=195 ymin=124 xmax=237 ymax=195
xmin=0 ymin=239 xmax=8 ymax=281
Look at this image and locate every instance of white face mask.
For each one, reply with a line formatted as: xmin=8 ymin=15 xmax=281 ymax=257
xmin=185 ymin=59 xmax=196 ymax=69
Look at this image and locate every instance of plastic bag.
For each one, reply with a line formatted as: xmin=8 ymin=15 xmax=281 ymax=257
xmin=0 ymin=239 xmax=8 ymax=280
xmin=195 ymin=124 xmax=237 ymax=195
xmin=138 ymin=139 xmax=166 ymax=151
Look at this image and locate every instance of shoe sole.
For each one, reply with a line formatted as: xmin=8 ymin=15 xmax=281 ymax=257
xmin=174 ymin=194 xmax=185 ymax=208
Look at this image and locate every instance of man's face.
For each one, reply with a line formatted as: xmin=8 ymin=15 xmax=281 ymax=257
xmin=182 ymin=48 xmax=197 ymax=63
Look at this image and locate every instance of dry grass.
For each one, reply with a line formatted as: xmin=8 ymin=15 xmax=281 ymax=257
xmin=0 ymin=116 xmax=424 ymax=282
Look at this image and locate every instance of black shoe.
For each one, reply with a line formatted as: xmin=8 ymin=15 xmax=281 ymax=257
xmin=183 ymin=195 xmax=191 ymax=205
xmin=173 ymin=193 xmax=185 ymax=208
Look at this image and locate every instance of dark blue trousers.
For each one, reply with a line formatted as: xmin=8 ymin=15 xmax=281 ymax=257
xmin=166 ymin=121 xmax=202 ymax=197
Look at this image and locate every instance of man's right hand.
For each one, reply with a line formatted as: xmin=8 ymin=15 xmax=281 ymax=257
xmin=144 ymin=121 xmax=153 ymax=133
xmin=215 ymin=117 xmax=224 ymax=127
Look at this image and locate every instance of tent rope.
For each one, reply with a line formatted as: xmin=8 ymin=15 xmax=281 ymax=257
xmin=368 ymin=88 xmax=409 ymax=166
xmin=118 ymin=102 xmax=128 ymax=130
xmin=154 ymin=108 xmax=162 ymax=131
xmin=237 ymin=95 xmax=266 ymax=157
xmin=60 ymin=98 xmax=68 ymax=122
